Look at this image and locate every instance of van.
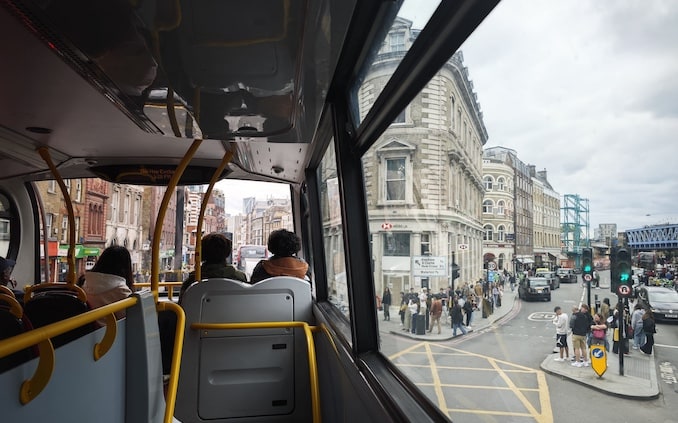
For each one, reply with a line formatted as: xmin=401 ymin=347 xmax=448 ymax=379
xmin=236 ymin=245 xmax=268 ymax=279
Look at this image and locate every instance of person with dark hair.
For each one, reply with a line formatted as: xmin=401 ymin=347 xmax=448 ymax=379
xmin=0 ymin=256 xmax=23 ymax=305
xmin=179 ymin=233 xmax=247 ymax=304
xmin=82 ymin=245 xmax=134 ymax=323
xmin=250 ymin=229 xmax=309 ymax=283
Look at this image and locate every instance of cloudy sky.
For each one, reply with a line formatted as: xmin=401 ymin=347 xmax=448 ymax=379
xmin=405 ymin=0 xmax=678 ymax=232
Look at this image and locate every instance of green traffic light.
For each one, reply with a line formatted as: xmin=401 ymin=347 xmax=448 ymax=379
xmin=583 ymin=265 xmax=592 ymax=272
xmin=620 ymin=274 xmax=629 ymax=282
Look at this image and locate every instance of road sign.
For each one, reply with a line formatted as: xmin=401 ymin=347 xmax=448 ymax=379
xmin=458 ymin=243 xmax=469 ymax=250
xmin=487 ymin=262 xmax=496 ymax=270
xmin=381 ymin=222 xmax=392 ymax=230
xmin=590 ymin=345 xmax=607 ymax=377
xmin=412 ymin=256 xmax=447 ymax=277
xmin=617 ymin=284 xmax=631 ymax=297
xmin=583 ymin=274 xmax=592 ymax=282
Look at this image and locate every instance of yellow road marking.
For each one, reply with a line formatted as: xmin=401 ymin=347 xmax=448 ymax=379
xmin=389 ymin=341 xmax=553 ymax=422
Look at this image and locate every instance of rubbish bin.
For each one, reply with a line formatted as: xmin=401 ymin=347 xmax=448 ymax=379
xmin=415 ymin=314 xmax=426 ymax=335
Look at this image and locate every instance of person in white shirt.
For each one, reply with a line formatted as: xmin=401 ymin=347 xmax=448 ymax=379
xmin=552 ymin=306 xmax=570 ymax=362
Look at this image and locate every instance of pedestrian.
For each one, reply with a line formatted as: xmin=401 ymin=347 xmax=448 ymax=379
xmin=552 ymin=306 xmax=569 ymax=361
xmin=590 ymin=312 xmax=608 ymax=351
xmin=640 ymin=310 xmax=656 ymax=355
xmin=398 ymin=292 xmax=406 ymax=326
xmin=571 ymin=304 xmax=592 ymax=367
xmin=611 ymin=303 xmax=631 ymax=355
xmin=409 ymin=298 xmax=419 ymax=334
xmin=382 ymin=287 xmax=392 ymax=321
xmin=631 ymin=303 xmax=645 ymax=349
xmin=428 ymin=295 xmax=443 ymax=334
xmin=463 ymin=295 xmax=474 ymax=329
xmin=450 ymin=298 xmax=467 ymax=337
xmin=600 ymin=297 xmax=610 ymax=321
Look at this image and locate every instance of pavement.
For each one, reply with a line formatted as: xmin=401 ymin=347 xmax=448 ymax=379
xmin=380 ymin=288 xmax=660 ymax=399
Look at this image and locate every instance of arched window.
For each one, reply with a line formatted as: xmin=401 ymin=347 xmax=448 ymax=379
xmin=483 ymin=225 xmax=494 ymax=241
xmin=483 ymin=176 xmax=493 ymax=191
xmin=497 ymin=200 xmax=505 ymax=215
xmin=497 ymin=225 xmax=505 ymax=241
xmin=497 ymin=177 xmax=505 ymax=191
xmin=482 ymin=200 xmax=494 ymax=214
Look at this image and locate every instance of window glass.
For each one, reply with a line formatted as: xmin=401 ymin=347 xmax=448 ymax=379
xmin=351 ymin=0 xmax=441 ymax=126
xmin=386 ymin=158 xmax=406 ymax=201
xmin=319 ymin=139 xmax=349 ymax=319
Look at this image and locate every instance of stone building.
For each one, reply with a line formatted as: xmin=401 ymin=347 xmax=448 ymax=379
xmin=361 ymin=17 xmax=488 ymax=295
xmin=481 ymin=152 xmax=515 ymax=272
xmin=531 ymin=167 xmax=561 ymax=268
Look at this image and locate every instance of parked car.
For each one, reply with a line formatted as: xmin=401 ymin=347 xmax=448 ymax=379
xmin=518 ymin=277 xmax=551 ymax=301
xmin=556 ymin=268 xmax=577 ymax=284
xmin=535 ymin=270 xmax=559 ymax=290
xmin=636 ymin=286 xmax=678 ymax=321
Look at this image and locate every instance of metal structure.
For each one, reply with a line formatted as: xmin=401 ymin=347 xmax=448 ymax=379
xmin=626 ymin=224 xmax=678 ymax=250
xmin=561 ymin=194 xmax=590 ymax=268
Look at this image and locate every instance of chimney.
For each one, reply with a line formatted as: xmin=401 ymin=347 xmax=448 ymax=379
xmin=527 ymin=164 xmax=536 ymax=177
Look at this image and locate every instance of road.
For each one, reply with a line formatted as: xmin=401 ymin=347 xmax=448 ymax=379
xmin=381 ymin=271 xmax=678 ymax=422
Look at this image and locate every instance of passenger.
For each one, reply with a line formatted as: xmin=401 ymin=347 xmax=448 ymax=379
xmin=179 ymin=233 xmax=247 ymax=304
xmin=0 ymin=257 xmax=23 ymax=304
xmin=250 ymin=229 xmax=309 ymax=283
xmin=82 ymin=246 xmax=134 ymax=323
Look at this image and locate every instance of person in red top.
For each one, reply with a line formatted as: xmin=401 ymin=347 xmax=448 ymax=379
xmin=250 ymin=229 xmax=309 ymax=283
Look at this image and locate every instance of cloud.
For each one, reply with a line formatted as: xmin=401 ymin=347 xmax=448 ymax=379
xmin=454 ymin=0 xmax=678 ymax=230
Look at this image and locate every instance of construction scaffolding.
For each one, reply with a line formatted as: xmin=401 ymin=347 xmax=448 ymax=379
xmin=561 ymin=194 xmax=590 ymax=268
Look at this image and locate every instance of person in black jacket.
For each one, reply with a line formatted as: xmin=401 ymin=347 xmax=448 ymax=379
xmin=571 ymin=304 xmax=593 ymax=367
xmin=640 ymin=310 xmax=656 ymax=355
xmin=250 ymin=229 xmax=309 ymax=283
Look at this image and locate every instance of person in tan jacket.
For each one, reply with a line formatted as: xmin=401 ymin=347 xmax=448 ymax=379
xmin=250 ymin=229 xmax=309 ymax=283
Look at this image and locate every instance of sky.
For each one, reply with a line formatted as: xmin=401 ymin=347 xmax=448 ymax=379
xmin=215 ymin=180 xmax=291 ymax=216
xmin=402 ymin=0 xmax=678 ymax=232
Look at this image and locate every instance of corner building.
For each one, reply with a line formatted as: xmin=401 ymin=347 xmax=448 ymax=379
xmin=361 ymin=18 xmax=488 ymax=295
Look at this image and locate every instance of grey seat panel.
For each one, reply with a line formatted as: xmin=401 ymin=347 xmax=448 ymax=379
xmin=176 ymin=276 xmax=313 ymax=423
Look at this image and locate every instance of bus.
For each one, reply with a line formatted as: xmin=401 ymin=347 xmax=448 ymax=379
xmin=1 ymin=0 xmax=675 ymax=422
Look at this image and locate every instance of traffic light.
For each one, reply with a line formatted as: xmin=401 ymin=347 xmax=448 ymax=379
xmin=615 ymin=248 xmax=632 ymax=296
xmin=582 ymin=248 xmax=593 ymax=281
xmin=451 ymin=263 xmax=460 ymax=280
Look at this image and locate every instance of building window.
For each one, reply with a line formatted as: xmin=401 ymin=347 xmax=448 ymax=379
xmin=497 ymin=225 xmax=505 ymax=241
xmin=483 ymin=225 xmax=494 ymax=241
xmin=124 ymin=193 xmax=131 ymax=224
xmin=421 ymin=233 xmax=431 ymax=255
xmin=384 ymin=232 xmax=410 ymax=256
xmin=482 ymin=200 xmax=494 ymax=214
xmin=497 ymin=200 xmax=505 ymax=215
xmin=450 ymin=96 xmax=455 ymax=130
xmin=45 ymin=213 xmax=54 ymax=239
xmin=389 ymin=31 xmax=405 ymax=52
xmin=48 ymin=180 xmax=56 ymax=193
xmin=497 ymin=177 xmax=506 ymax=191
xmin=393 ymin=108 xmax=406 ymax=124
xmin=61 ymin=215 xmax=68 ymax=242
xmin=75 ymin=180 xmax=82 ymax=202
xmin=483 ymin=176 xmax=493 ymax=191
xmin=386 ymin=158 xmax=406 ymax=201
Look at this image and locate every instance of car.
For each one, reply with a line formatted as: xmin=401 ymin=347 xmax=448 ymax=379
xmin=636 ymin=286 xmax=678 ymax=321
xmin=518 ymin=277 xmax=551 ymax=301
xmin=535 ymin=270 xmax=559 ymax=290
xmin=556 ymin=268 xmax=577 ymax=284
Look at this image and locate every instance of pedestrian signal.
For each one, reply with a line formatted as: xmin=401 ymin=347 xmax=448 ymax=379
xmin=616 ymin=248 xmax=632 ymax=296
xmin=582 ymin=248 xmax=593 ymax=281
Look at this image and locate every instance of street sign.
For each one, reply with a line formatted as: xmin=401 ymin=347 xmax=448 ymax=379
xmin=381 ymin=222 xmax=392 ymax=230
xmin=412 ymin=256 xmax=447 ymax=277
xmin=617 ymin=284 xmax=631 ymax=297
xmin=583 ymin=274 xmax=592 ymax=282
xmin=458 ymin=243 xmax=469 ymax=250
xmin=590 ymin=345 xmax=607 ymax=377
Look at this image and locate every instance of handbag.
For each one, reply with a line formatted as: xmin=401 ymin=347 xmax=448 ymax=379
xmin=626 ymin=325 xmax=634 ymax=337
xmin=592 ymin=328 xmax=605 ymax=339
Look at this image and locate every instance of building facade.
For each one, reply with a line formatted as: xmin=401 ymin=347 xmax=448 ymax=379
xmin=531 ymin=168 xmax=561 ymax=269
xmin=361 ymin=18 xmax=488 ymax=295
xmin=481 ymin=153 xmax=515 ymax=272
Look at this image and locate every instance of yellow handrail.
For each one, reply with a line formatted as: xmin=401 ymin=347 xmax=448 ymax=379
xmin=157 ymin=302 xmax=185 ymax=423
xmin=191 ymin=321 xmax=321 ymax=423
xmin=194 ymin=148 xmax=235 ymax=282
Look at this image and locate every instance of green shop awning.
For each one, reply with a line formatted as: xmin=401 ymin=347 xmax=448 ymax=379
xmin=57 ymin=245 xmax=101 ymax=258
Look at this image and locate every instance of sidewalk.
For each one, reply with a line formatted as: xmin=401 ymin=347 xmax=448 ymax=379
xmin=380 ymin=289 xmax=660 ymax=399
xmin=380 ymin=289 xmax=517 ymax=342
xmin=540 ymin=347 xmax=659 ymax=399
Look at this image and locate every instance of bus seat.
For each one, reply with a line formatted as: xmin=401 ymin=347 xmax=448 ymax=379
xmin=24 ymin=291 xmax=96 ymax=348
xmin=157 ymin=308 xmax=177 ymax=376
xmin=0 ymin=294 xmax=34 ymax=372
xmin=175 ymin=276 xmax=313 ymax=422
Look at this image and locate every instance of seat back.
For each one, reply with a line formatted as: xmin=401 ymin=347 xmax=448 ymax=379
xmin=176 ymin=276 xmax=313 ymax=422
xmin=24 ymin=290 xmax=96 ymax=348
xmin=0 ymin=294 xmax=34 ymax=372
